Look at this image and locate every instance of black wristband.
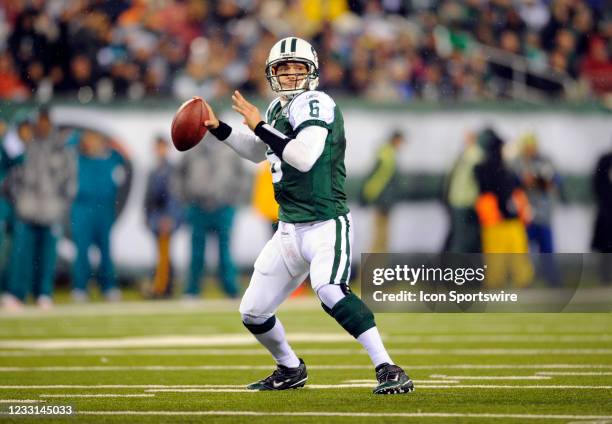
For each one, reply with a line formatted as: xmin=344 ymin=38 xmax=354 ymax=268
xmin=254 ymin=121 xmax=291 ymax=159
xmin=209 ymin=121 xmax=232 ymax=141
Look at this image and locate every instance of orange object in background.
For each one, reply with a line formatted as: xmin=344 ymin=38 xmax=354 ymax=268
xmin=512 ymin=189 xmax=532 ymax=225
xmin=475 ymin=192 xmax=503 ymax=227
xmin=476 ymin=190 xmax=532 ymax=227
xmin=251 ymin=163 xmax=279 ymax=222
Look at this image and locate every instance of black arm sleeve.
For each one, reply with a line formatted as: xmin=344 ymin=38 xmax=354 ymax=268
xmin=209 ymin=121 xmax=232 ymax=141
xmin=253 ymin=121 xmax=291 ymax=159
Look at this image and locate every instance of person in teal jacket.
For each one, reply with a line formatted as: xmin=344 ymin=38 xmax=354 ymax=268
xmin=0 ymin=119 xmax=33 ymax=293
xmin=71 ymin=130 xmax=127 ymax=302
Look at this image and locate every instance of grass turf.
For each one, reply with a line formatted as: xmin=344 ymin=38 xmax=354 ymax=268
xmin=0 ymin=298 xmax=610 ymax=423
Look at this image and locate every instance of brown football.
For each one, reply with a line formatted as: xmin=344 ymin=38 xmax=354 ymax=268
xmin=171 ymin=97 xmax=209 ymax=151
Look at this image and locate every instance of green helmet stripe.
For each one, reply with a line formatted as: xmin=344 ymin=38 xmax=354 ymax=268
xmin=280 ymin=39 xmax=286 ymax=53
xmin=290 ymin=37 xmax=297 ymax=52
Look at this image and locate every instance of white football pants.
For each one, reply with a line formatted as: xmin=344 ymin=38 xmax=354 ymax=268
xmin=240 ymin=213 xmax=354 ymax=321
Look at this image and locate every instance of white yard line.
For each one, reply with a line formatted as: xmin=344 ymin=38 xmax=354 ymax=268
xmin=0 ymin=399 xmax=44 ymax=403
xmin=0 ymin=385 xmax=249 ymax=389
xmin=0 ymin=298 xmax=324 ymax=318
xmin=0 ymin=333 xmax=610 ymax=354
xmin=1 ymin=345 xmax=611 ymax=355
xmin=430 ymin=375 xmax=552 ymax=380
xmin=400 ymin=385 xmax=612 ymax=389
xmin=0 ymin=334 xmax=352 ymax=350
xmin=1 ymin=364 xmax=612 ymax=372
xmin=1 ymin=383 xmax=611 ymax=390
xmin=0 ymin=349 xmax=301 ymax=357
xmin=344 ymin=379 xmax=459 ymax=384
xmin=390 ymin=335 xmax=612 ymax=343
xmin=0 ymin=333 xmax=352 ymax=350
xmin=145 ymin=389 xmax=255 ymax=393
xmin=67 ymin=410 xmax=612 ymax=420
xmin=39 ymin=394 xmax=155 ymax=398
xmin=537 ymin=372 xmax=612 ymax=376
xmin=0 ymin=365 xmax=281 ymax=371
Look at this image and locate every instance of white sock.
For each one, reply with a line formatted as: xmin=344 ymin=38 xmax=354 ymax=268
xmin=253 ymin=319 xmax=300 ymax=368
xmin=357 ymin=327 xmax=393 ymax=368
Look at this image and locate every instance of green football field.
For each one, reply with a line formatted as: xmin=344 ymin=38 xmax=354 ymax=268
xmin=0 ymin=298 xmax=611 ymax=423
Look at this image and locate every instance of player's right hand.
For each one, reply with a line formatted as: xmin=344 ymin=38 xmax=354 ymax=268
xmin=200 ymin=98 xmax=219 ymax=130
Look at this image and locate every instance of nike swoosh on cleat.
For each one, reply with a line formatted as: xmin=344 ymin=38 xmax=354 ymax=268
xmin=288 ymin=377 xmax=307 ymax=388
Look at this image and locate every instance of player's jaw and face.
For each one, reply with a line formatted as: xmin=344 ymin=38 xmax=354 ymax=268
xmin=274 ymin=61 xmax=308 ymax=91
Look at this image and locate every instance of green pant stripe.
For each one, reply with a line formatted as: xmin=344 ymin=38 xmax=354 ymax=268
xmin=340 ymin=216 xmax=351 ymax=284
xmin=330 ymin=217 xmax=342 ymax=284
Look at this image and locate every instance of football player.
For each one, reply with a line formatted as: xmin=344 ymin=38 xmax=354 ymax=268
xmin=201 ymin=37 xmax=414 ymax=394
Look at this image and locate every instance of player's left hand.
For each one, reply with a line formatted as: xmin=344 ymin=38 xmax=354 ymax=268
xmin=232 ymin=90 xmax=262 ymax=131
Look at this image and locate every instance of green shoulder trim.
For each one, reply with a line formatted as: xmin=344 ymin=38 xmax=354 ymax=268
xmin=265 ymin=98 xmax=282 ymax=123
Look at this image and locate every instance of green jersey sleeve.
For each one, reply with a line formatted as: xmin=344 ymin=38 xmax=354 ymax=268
xmin=288 ymin=91 xmax=335 ymax=133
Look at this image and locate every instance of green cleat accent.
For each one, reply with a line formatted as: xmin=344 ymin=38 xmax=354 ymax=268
xmin=247 ymin=359 xmax=307 ymax=391
xmin=373 ymin=363 xmax=415 ymax=395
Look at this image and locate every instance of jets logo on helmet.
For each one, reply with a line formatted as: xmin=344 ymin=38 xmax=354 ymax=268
xmin=265 ymin=37 xmax=319 ymax=98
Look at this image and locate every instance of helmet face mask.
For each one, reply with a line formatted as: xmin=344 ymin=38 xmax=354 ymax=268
xmin=265 ymin=37 xmax=319 ymax=98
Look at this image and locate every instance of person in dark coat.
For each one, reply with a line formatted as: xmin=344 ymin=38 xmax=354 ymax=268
xmin=144 ymin=136 xmax=182 ymax=297
xmin=473 ymin=128 xmax=533 ymax=288
xmin=591 ymin=148 xmax=612 ymax=284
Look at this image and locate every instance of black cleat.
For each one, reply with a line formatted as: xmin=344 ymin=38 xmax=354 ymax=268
xmin=373 ymin=363 xmax=415 ymax=394
xmin=247 ymin=358 xmax=308 ymax=391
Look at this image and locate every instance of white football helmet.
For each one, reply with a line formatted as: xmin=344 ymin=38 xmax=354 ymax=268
xmin=265 ymin=37 xmax=319 ymax=97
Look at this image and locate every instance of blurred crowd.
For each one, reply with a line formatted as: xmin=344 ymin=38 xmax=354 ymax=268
xmin=0 ymin=0 xmax=611 ymax=104
xmin=361 ymin=127 xmax=612 ymax=288
xmin=0 ymin=108 xmax=249 ymax=310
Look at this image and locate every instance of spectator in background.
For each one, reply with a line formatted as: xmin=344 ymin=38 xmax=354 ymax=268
xmin=144 ymin=136 xmax=182 ymax=298
xmin=444 ymin=131 xmax=483 ymax=253
xmin=1 ymin=108 xmax=76 ymax=310
xmin=581 ymin=37 xmax=612 ymax=96
xmin=172 ymin=37 xmax=221 ymax=101
xmin=359 ymin=130 xmax=405 ymax=253
xmin=474 ymin=128 xmax=533 ymax=288
xmin=176 ymin=140 xmax=247 ymax=299
xmin=0 ymin=118 xmax=33 ymax=294
xmin=591 ymin=146 xmax=612 ymax=285
xmin=0 ymin=119 xmax=9 ymax=293
xmin=0 ymin=52 xmax=29 ymax=101
xmin=71 ymin=130 xmax=126 ymax=302
xmin=513 ymin=132 xmax=562 ymax=286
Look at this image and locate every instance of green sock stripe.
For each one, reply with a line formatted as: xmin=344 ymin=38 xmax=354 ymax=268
xmin=325 ymin=293 xmax=375 ymax=338
xmin=243 ymin=315 xmax=276 ymax=335
xmin=330 ymin=217 xmax=342 ymax=283
xmin=340 ymin=216 xmax=351 ymax=284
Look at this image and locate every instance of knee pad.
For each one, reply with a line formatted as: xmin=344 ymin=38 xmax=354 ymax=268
xmin=321 ymin=291 xmax=375 ymax=338
xmin=241 ymin=313 xmax=276 ymax=335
